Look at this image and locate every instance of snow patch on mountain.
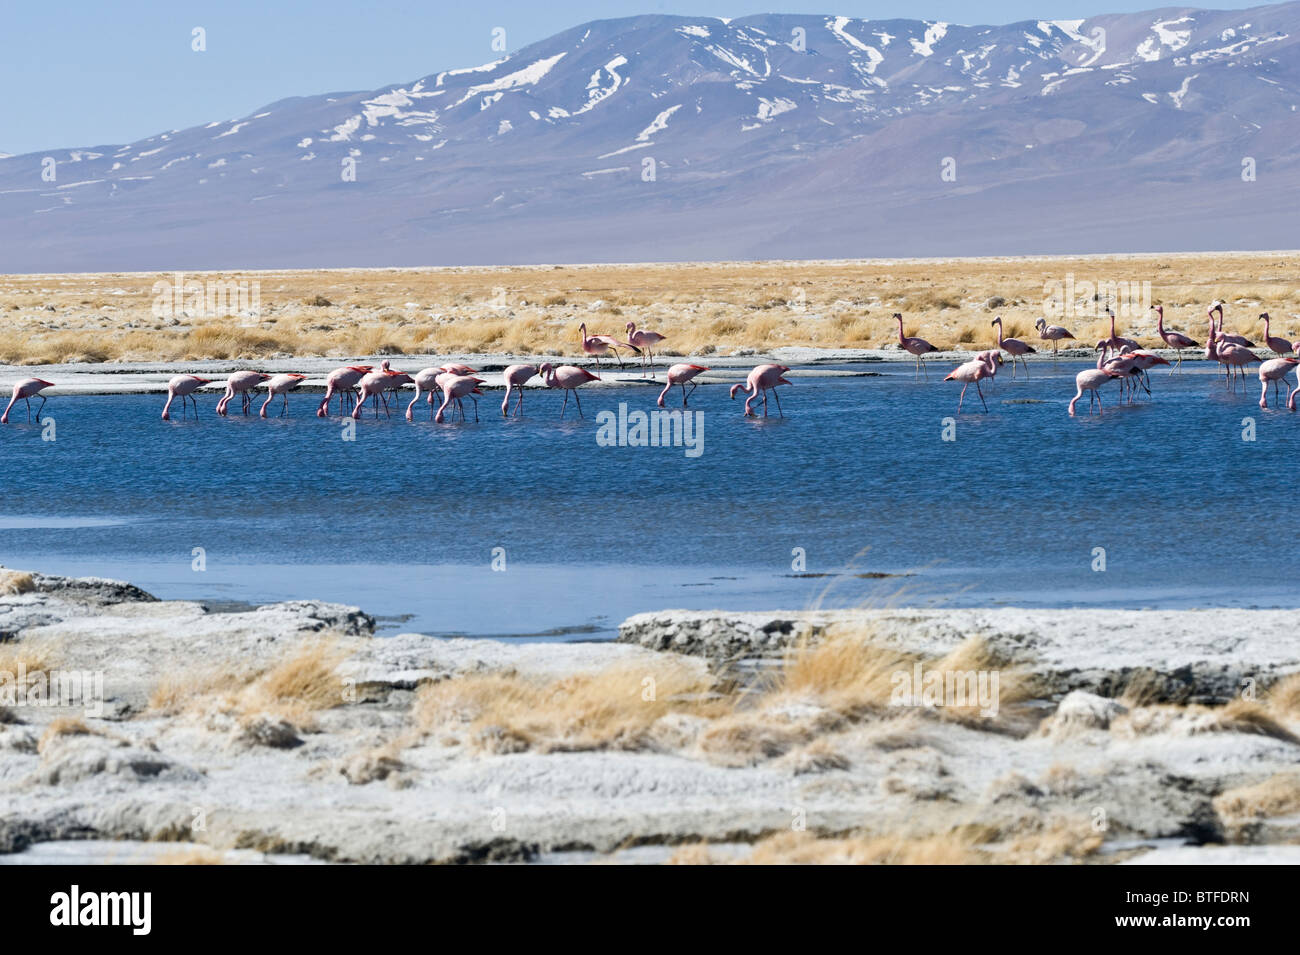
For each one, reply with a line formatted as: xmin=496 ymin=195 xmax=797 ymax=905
xmin=910 ymin=21 xmax=949 ymax=56
xmin=636 ymin=104 xmax=682 ymax=141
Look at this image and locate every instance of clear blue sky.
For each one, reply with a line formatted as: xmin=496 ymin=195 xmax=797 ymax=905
xmin=0 ymin=0 xmax=1272 ymax=154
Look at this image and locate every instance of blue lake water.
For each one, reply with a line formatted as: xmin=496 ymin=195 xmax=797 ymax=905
xmin=1 ymin=360 xmax=1295 ymax=638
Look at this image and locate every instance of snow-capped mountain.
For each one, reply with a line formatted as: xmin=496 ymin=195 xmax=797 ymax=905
xmin=2 ymin=4 xmax=1299 ymax=271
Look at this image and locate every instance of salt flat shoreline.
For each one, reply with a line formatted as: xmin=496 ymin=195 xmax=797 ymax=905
xmin=1 ymin=567 xmax=1298 ymax=865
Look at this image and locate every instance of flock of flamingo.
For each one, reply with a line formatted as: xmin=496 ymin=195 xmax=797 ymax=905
xmin=2 ymin=304 xmax=1298 ymax=424
xmin=908 ymin=303 xmax=1300 ymax=415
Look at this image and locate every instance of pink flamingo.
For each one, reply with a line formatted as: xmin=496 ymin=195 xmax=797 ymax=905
xmin=501 ymin=364 xmax=539 ymax=416
xmin=894 ymin=313 xmax=939 ymax=378
xmin=1103 ymin=308 xmax=1141 ymax=354
xmin=1034 ymin=318 xmax=1076 ymax=358
xmin=540 ymin=362 xmax=600 ymax=418
xmin=406 ymin=367 xmax=445 ymax=421
xmin=1152 ymin=306 xmax=1198 ymax=372
xmin=1258 ymin=357 xmax=1298 ymax=409
xmin=1260 ymin=313 xmax=1292 ymax=357
xmin=215 ymin=371 xmax=270 ymax=416
xmin=1097 ymin=344 xmax=1144 ymax=401
xmin=161 ymin=375 xmax=210 ymax=420
xmin=434 ymin=375 xmax=484 ymax=423
xmin=579 ymin=323 xmax=636 ymax=370
xmin=730 ymin=364 xmax=791 ymax=417
xmin=1212 ymin=304 xmax=1257 ymax=348
xmin=1069 ymin=353 xmax=1124 ymax=416
xmin=626 ymin=322 xmax=666 ymax=375
xmin=991 ymin=316 xmax=1035 ymax=377
xmin=352 ymin=368 xmax=413 ymax=418
xmin=260 ymin=373 xmax=307 ymax=418
xmin=440 ymin=362 xmax=478 ymax=377
xmin=1218 ymin=341 xmax=1262 ymax=391
xmin=943 ymin=351 xmax=999 ymax=412
xmin=317 ymin=365 xmax=372 ymax=417
xmin=2 ymin=379 xmax=54 ymax=423
xmin=657 ymin=364 xmax=709 ymax=407
xmin=1125 ymin=350 xmax=1171 ymax=395
xmin=403 ymin=365 xmax=483 ymax=420
xmin=1288 ymin=379 xmax=1300 ymax=411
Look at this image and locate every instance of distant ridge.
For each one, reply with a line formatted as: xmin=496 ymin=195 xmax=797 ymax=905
xmin=1 ymin=4 xmax=1298 ymax=271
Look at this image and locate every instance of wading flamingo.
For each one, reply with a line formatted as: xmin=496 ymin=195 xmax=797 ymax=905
xmin=260 ymin=373 xmax=307 ymax=418
xmin=1152 ymin=306 xmax=1198 ymax=372
xmin=658 ymin=364 xmax=709 ymax=407
xmin=579 ymin=323 xmax=637 ymax=370
xmin=215 ymin=372 xmax=270 ymax=416
xmin=1212 ymin=304 xmax=1257 ymax=348
xmin=1218 ymin=341 xmax=1262 ymax=391
xmin=1125 ymin=351 xmax=1171 ymax=395
xmin=1096 ymin=344 xmax=1143 ymax=401
xmin=1260 ymin=313 xmax=1292 ymax=357
xmin=1034 ymin=318 xmax=1075 ymax=358
xmin=1102 ymin=308 xmax=1140 ymax=354
xmin=730 ymin=364 xmax=791 ymax=417
xmin=1258 ymin=357 xmax=1298 ymax=408
xmin=317 ymin=365 xmax=372 ymax=417
xmin=406 ymin=367 xmax=445 ymax=421
xmin=626 ymin=323 xmax=666 ymax=375
xmin=2 ymin=379 xmax=54 ymax=423
xmin=943 ymin=351 xmax=999 ymax=412
xmin=991 ymin=316 xmax=1035 ymax=377
xmin=1070 ymin=355 xmax=1124 ymax=416
xmin=501 ymin=364 xmax=539 ymax=416
xmin=405 ymin=365 xmax=483 ymax=419
xmin=894 ymin=313 xmax=939 ymax=377
xmin=434 ymin=375 xmax=484 ymax=423
xmin=161 ymin=375 xmax=210 ymax=420
xmin=540 ymin=362 xmax=600 ymax=418
xmin=352 ymin=368 xmax=413 ymax=418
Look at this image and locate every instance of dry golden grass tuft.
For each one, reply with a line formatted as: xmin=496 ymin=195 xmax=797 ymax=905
xmin=666 ymin=813 xmax=1105 ymax=865
xmin=1118 ymin=668 xmax=1166 ymax=708
xmin=414 ymin=663 xmax=723 ymax=754
xmin=148 ymin=638 xmax=356 ymax=731
xmin=0 ymin=570 xmax=35 ymax=596
xmin=771 ymin=625 xmax=1032 ymax=729
xmin=37 ymin=717 xmax=97 ymax=754
xmin=1263 ymin=673 xmax=1300 ymax=718
xmin=0 ymin=639 xmax=54 ymax=680
xmin=1213 ymin=772 xmax=1300 ymax=822
xmin=739 ymin=830 xmax=985 ymax=865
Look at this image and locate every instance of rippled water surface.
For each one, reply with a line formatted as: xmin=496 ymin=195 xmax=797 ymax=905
xmin=1 ymin=361 xmax=1294 ymax=637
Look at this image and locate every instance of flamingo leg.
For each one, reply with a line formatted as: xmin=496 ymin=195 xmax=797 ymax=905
xmin=573 ymin=389 xmax=584 ymax=418
xmin=774 ymin=388 xmax=784 ymax=417
xmin=560 ymin=390 xmax=569 ymax=419
xmin=957 ymin=383 xmax=968 ymax=412
xmin=976 ymin=380 xmax=987 ymax=412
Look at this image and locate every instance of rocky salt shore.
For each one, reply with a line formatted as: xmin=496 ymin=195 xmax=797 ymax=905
xmin=1 ymin=569 xmax=1298 ymax=865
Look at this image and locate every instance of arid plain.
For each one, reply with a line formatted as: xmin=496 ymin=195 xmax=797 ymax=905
xmin=2 ymin=252 xmax=1297 ymax=365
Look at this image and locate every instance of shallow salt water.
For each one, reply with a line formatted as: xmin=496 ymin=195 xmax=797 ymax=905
xmin=1 ymin=360 xmax=1295 ymax=638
